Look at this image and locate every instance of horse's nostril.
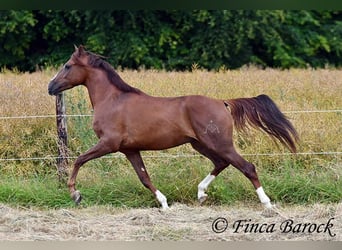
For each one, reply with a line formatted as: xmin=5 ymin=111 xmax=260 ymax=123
xmin=48 ymin=81 xmax=58 ymax=95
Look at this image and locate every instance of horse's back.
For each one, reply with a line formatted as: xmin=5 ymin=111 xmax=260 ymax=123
xmin=116 ymin=94 xmax=195 ymax=150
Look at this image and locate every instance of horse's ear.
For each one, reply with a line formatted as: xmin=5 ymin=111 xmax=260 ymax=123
xmin=73 ymin=45 xmax=86 ymax=57
xmin=78 ymin=45 xmax=86 ymax=56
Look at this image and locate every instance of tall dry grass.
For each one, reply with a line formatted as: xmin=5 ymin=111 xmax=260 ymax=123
xmin=0 ymin=67 xmax=341 ymax=207
xmin=0 ymin=69 xmax=56 ymax=175
xmin=66 ymin=67 xmax=342 ymax=160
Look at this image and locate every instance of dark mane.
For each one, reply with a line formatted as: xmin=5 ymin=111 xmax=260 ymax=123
xmin=87 ymin=52 xmax=141 ymax=94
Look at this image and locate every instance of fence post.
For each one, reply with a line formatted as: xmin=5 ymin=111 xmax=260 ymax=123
xmin=56 ymin=92 xmax=69 ymax=182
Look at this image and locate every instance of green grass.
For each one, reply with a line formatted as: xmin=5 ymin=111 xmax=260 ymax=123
xmin=0 ymin=174 xmax=73 ymax=208
xmin=0 ymin=69 xmax=341 ymax=209
xmin=0 ymin=154 xmax=341 ymax=208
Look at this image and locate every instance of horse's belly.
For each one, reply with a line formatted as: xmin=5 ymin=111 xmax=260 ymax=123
xmin=121 ymin=123 xmax=192 ymax=150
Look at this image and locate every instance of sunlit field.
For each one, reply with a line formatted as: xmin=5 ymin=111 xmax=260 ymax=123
xmin=0 ymin=67 xmax=341 ymax=208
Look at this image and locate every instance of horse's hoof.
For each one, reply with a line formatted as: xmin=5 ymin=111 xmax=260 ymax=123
xmin=198 ymin=194 xmax=208 ymax=204
xmin=72 ymin=190 xmax=82 ymax=205
xmin=261 ymin=207 xmax=277 ymax=218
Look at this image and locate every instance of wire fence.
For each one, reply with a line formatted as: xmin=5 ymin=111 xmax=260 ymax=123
xmin=0 ymin=109 xmax=341 ymax=162
xmin=0 ymin=109 xmax=341 ymax=120
xmin=0 ymin=152 xmax=341 ymax=163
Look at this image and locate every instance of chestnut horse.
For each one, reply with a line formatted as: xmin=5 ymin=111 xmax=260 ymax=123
xmin=48 ymin=45 xmax=298 ymax=209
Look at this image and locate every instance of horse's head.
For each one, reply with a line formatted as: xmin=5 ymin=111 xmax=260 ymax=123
xmin=48 ymin=45 xmax=89 ymax=95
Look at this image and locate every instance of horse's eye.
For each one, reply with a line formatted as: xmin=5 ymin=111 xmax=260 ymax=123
xmin=64 ymin=64 xmax=71 ymax=70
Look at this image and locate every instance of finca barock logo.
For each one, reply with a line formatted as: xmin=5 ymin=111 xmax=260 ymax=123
xmin=212 ymin=217 xmax=336 ymax=237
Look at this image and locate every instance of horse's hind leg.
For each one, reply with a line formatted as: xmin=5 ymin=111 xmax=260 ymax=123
xmin=124 ymin=151 xmax=169 ymax=209
xmin=191 ymin=142 xmax=229 ymax=204
xmin=223 ymin=147 xmax=273 ymax=208
xmin=192 ymin=140 xmax=273 ymax=208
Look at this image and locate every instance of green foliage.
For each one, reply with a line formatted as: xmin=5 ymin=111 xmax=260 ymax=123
xmin=0 ymin=11 xmax=36 ymax=69
xmin=0 ymin=10 xmax=342 ymax=71
xmin=250 ymin=10 xmax=342 ymax=68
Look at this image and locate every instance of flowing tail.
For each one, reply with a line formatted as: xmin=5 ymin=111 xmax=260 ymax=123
xmin=224 ymin=94 xmax=299 ymax=153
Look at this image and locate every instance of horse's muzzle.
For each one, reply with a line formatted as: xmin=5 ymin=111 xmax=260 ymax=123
xmin=48 ymin=81 xmax=59 ymax=96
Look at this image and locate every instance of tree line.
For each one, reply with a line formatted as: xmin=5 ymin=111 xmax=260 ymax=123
xmin=1 ymin=10 xmax=342 ymax=72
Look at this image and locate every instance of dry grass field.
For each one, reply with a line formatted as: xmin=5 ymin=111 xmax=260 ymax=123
xmin=0 ymin=202 xmax=341 ymax=240
xmin=1 ymin=67 xmax=341 ymax=159
xmin=0 ymin=67 xmax=341 ymax=240
xmin=1 ymin=67 xmax=341 ymax=161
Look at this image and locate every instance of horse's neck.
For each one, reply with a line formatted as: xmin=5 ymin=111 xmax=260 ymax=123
xmin=85 ymin=71 xmax=122 ymax=109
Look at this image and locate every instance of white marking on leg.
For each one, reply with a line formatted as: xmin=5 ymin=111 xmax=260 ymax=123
xmin=198 ymin=174 xmax=215 ymax=202
xmin=256 ymin=186 xmax=273 ymax=208
xmin=141 ymin=167 xmax=145 ymax=172
xmin=155 ymin=190 xmax=169 ymax=209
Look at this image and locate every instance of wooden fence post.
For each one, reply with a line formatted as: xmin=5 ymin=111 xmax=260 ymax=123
xmin=56 ymin=92 xmax=69 ymax=182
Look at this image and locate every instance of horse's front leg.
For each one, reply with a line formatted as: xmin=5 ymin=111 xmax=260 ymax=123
xmin=124 ymin=151 xmax=169 ymax=209
xmin=68 ymin=139 xmax=114 ymax=205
